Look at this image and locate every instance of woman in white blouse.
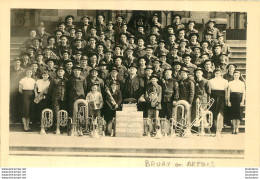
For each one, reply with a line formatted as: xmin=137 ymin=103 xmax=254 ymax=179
xmin=227 ymin=71 xmax=246 ymax=134
xmin=19 ymin=68 xmax=36 ymax=131
xmin=34 ymin=71 xmax=51 ymax=125
xmin=208 ymin=68 xmax=228 ymax=137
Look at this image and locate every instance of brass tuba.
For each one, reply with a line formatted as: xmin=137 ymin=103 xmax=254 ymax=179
xmin=56 ymin=110 xmax=69 ymax=135
xmin=191 ymin=98 xmax=214 ymax=136
xmin=72 ymin=99 xmax=89 ymax=136
xmin=40 ymin=108 xmax=53 ymax=134
xmin=172 ymin=100 xmax=191 ymax=137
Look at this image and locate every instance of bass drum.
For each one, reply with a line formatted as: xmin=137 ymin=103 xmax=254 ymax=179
xmin=160 ymin=118 xmax=171 ymax=136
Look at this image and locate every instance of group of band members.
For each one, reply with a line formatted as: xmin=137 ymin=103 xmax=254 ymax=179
xmin=10 ymin=13 xmax=246 ymax=136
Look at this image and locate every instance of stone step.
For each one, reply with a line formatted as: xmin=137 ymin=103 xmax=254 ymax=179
xmin=226 ymin=40 xmax=246 ymax=44
xmin=11 ymin=37 xmax=28 ymax=43
xmin=11 ymin=43 xmax=22 ymax=49
xmin=229 ymin=44 xmax=246 ymax=48
xmin=230 ymin=53 xmax=246 ymax=58
xmin=230 ymin=48 xmax=246 ymax=53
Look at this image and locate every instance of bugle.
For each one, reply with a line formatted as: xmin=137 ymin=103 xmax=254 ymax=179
xmin=40 ymin=108 xmax=53 ymax=134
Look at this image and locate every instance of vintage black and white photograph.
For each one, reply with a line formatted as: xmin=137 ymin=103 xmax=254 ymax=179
xmin=9 ymin=9 xmax=247 ymax=161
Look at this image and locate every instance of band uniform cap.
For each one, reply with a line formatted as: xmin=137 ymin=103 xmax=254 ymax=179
xmin=220 ymin=52 xmax=228 ymax=56
xmin=168 ymin=32 xmax=176 ymax=37
xmin=100 ymin=32 xmax=105 ymax=36
xmin=151 ymin=74 xmax=159 ymax=80
xmin=226 ymin=63 xmax=237 ymax=69
xmin=200 ymin=40 xmax=210 ymax=46
xmin=166 ymin=25 xmax=174 ymax=29
xmin=63 ymin=59 xmax=74 ymax=64
xmin=43 ymin=46 xmax=52 ymax=51
xmin=172 ymin=44 xmax=179 ymax=49
xmin=32 ymin=37 xmax=42 ymax=42
xmin=145 ymin=65 xmax=153 ymax=70
xmin=120 ymin=33 xmax=128 ymax=37
xmin=128 ymin=34 xmax=135 ymax=39
xmin=188 ymin=20 xmax=196 ymax=24
xmin=30 ymin=61 xmax=38 ymax=65
xmin=207 ymin=19 xmax=216 ymax=24
xmin=194 ymin=67 xmax=204 ymax=73
xmin=110 ymin=66 xmax=119 ymax=72
xmin=61 ymin=49 xmax=70 ymax=55
xmin=38 ymin=22 xmax=45 ymax=28
xmin=200 ymin=52 xmax=210 ymax=58
xmin=114 ymin=56 xmax=124 ymax=61
xmin=72 ymin=64 xmax=83 ymax=71
xmin=203 ymin=59 xmax=213 ymax=66
xmin=173 ymin=14 xmax=182 ymax=20
xmin=54 ymin=29 xmax=64 ymax=35
xmin=42 ymin=70 xmax=49 ymax=75
xmin=107 ymin=21 xmax=113 ymax=25
xmin=137 ymin=24 xmax=144 ymax=28
xmin=57 ymin=22 xmax=66 ymax=27
xmin=217 ymin=33 xmax=224 ymax=38
xmin=145 ymin=45 xmax=154 ymax=50
xmin=105 ymin=38 xmax=114 ymax=43
xmin=45 ymin=58 xmax=56 ymax=64
xmin=192 ymin=44 xmax=202 ymax=51
xmin=152 ymin=13 xmax=159 ymax=18
xmin=87 ymin=36 xmax=98 ymax=42
xmin=97 ymin=43 xmax=106 ymax=49
xmin=89 ymin=52 xmax=98 ymax=58
xmin=114 ymin=44 xmax=122 ymax=50
xmin=180 ymin=67 xmax=190 ymax=73
xmin=56 ymin=66 xmax=65 ymax=72
xmin=75 ymin=50 xmax=83 ymax=55
xmin=177 ymin=28 xmax=186 ymax=34
xmin=151 ymin=25 xmax=160 ymax=29
xmin=136 ymin=36 xmax=146 ymax=42
xmin=205 ymin=31 xmax=214 ymax=36
xmin=179 ymin=39 xmax=189 ymax=44
xmin=99 ymin=61 xmax=108 ymax=66
xmin=110 ymin=80 xmax=118 ymax=86
xmin=105 ymin=49 xmax=114 ymax=54
xmin=27 ymin=47 xmax=36 ymax=52
xmin=90 ymin=26 xmax=97 ymax=30
xmin=75 ymin=29 xmax=83 ymax=33
xmin=65 ymin=15 xmax=74 ymax=21
xmin=129 ymin=63 xmax=138 ymax=69
xmin=81 ymin=15 xmax=90 ymax=20
xmin=164 ymin=67 xmax=173 ymax=72
xmin=189 ymin=32 xmax=199 ymax=39
xmin=157 ymin=39 xmax=165 ymax=44
xmin=148 ymin=33 xmax=158 ymax=39
xmin=173 ymin=61 xmax=183 ymax=66
xmin=159 ymin=53 xmax=167 ymax=57
xmin=60 ymin=35 xmax=69 ymax=40
xmin=90 ymin=67 xmax=99 ymax=73
xmin=47 ymin=35 xmax=56 ymax=42
xmin=74 ymin=38 xmax=84 ymax=42
xmin=81 ymin=55 xmax=88 ymax=61
xmin=153 ymin=58 xmax=162 ymax=64
xmin=182 ymin=53 xmax=192 ymax=58
xmin=91 ymin=82 xmax=99 ymax=87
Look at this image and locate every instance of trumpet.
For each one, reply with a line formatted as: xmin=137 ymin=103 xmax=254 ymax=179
xmin=72 ymin=99 xmax=89 ymax=136
xmin=40 ymin=108 xmax=53 ymax=134
xmin=172 ymin=100 xmax=192 ymax=137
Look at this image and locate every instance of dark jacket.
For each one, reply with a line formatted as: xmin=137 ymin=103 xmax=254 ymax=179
xmin=193 ymin=77 xmax=211 ymax=105
xmin=67 ymin=76 xmax=87 ymax=99
xmin=48 ymin=77 xmax=68 ymax=102
xmin=123 ymin=75 xmax=144 ymax=100
xmin=178 ymin=77 xmax=195 ymax=104
xmin=161 ymin=77 xmax=179 ymax=102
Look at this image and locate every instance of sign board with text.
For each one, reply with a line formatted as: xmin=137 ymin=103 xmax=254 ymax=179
xmin=115 ymin=111 xmax=143 ymax=137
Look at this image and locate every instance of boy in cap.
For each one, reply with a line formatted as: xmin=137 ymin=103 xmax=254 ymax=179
xmin=172 ymin=61 xmax=182 ymax=81
xmin=65 ymin=15 xmax=75 ymax=31
xmin=119 ymin=33 xmax=129 ymax=51
xmin=114 ymin=56 xmax=128 ymax=81
xmin=128 ymin=35 xmax=137 ymax=49
xmin=143 ymin=45 xmax=157 ymax=65
xmin=124 ymin=47 xmax=138 ymax=69
xmin=57 ymin=22 xmax=70 ymax=36
xmin=145 ymin=74 xmax=162 ymax=120
xmin=67 ymin=65 xmax=88 ymax=118
xmin=96 ymin=14 xmax=107 ymax=35
xmin=147 ymin=34 xmax=158 ymax=50
xmin=85 ymin=37 xmax=97 ymax=57
xmin=167 ymin=45 xmax=181 ymax=66
xmin=150 ymin=13 xmax=162 ymax=29
xmin=159 ymin=53 xmax=171 ymax=70
xmin=153 ymin=58 xmax=164 ymax=79
xmin=80 ymin=15 xmax=91 ymax=39
xmin=63 ymin=60 xmax=74 ymax=79
xmin=217 ymin=34 xmax=231 ymax=57
xmin=202 ymin=59 xmax=214 ymax=80
xmin=47 ymin=66 xmax=68 ymax=133
xmin=72 ymin=39 xmax=84 ymax=55
xmin=182 ymin=53 xmax=197 ymax=75
xmin=177 ymin=39 xmax=191 ymax=58
xmin=104 ymin=66 xmax=123 ymax=92
xmin=154 ymin=40 xmax=169 ymax=57
xmin=86 ymin=83 xmax=103 ymax=118
xmin=74 ymin=29 xmax=87 ymax=48
xmin=20 ymin=52 xmax=31 ymax=69
xmin=134 ymin=37 xmax=146 ymax=58
xmin=120 ymin=23 xmax=131 ymax=37
xmin=104 ymin=50 xmax=114 ymax=69
xmin=45 ymin=59 xmax=57 ymax=80
xmin=160 ymin=68 xmax=179 ymax=119
xmin=21 ymin=29 xmax=37 ymax=51
xmin=165 ymin=33 xmax=177 ymax=51
xmin=98 ymin=61 xmax=109 ymax=80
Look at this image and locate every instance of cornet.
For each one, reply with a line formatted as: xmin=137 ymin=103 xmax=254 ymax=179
xmin=40 ymin=108 xmax=53 ymax=134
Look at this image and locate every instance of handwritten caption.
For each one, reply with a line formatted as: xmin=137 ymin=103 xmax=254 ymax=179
xmin=145 ymin=160 xmax=215 ymax=167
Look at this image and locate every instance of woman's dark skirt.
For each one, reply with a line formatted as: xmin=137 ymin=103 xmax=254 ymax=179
xmin=210 ymin=90 xmax=225 ymax=120
xmin=230 ymin=92 xmax=243 ymax=120
xmin=21 ymin=90 xmax=34 ymax=118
